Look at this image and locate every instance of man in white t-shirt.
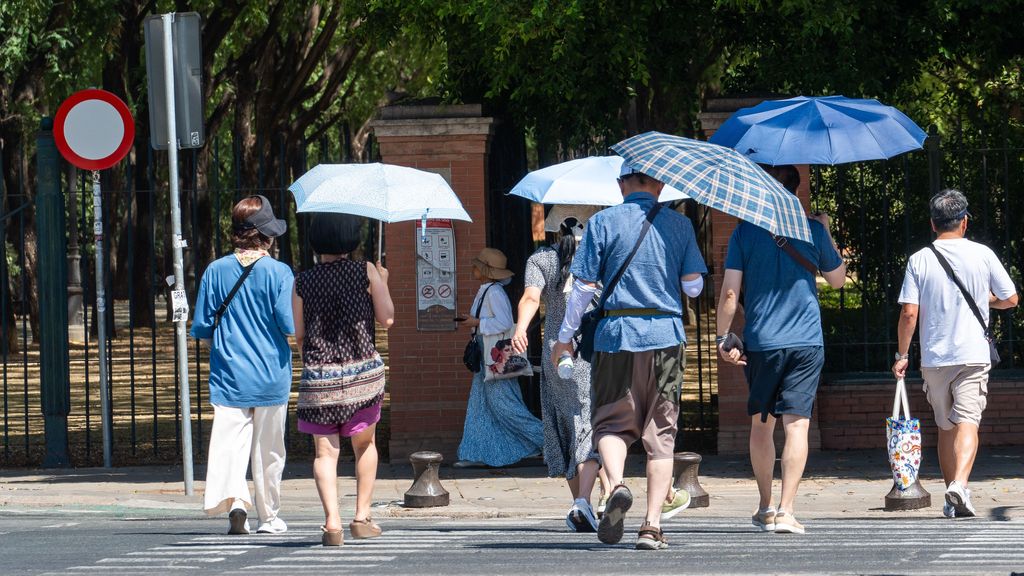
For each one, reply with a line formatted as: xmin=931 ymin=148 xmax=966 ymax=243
xmin=892 ymin=189 xmax=1018 ymax=519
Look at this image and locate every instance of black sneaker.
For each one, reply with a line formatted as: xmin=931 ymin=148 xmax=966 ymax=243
xmin=597 ymin=485 xmax=633 ymax=544
xmin=228 ymin=508 xmax=249 ymax=534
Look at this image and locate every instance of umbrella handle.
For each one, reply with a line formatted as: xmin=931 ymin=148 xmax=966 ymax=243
xmin=377 ymin=221 xmax=384 ymax=263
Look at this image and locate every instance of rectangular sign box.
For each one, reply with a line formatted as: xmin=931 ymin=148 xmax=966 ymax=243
xmin=144 ymin=13 xmax=205 ymax=150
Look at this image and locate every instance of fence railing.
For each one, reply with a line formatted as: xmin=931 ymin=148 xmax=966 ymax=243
xmin=814 ymin=133 xmax=1024 ymax=374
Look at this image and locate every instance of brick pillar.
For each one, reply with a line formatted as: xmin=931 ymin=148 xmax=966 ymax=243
xmin=371 ymin=104 xmax=496 ymax=462
xmin=700 ymin=97 xmax=820 ymax=454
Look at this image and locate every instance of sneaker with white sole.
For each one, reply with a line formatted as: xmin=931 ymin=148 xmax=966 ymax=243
xmin=942 ymin=502 xmax=956 ymax=518
xmin=228 ymin=508 xmax=250 ymax=535
xmin=773 ymin=512 xmax=805 ymax=534
xmin=660 ymin=488 xmax=691 ymax=522
xmin=752 ymin=507 xmax=776 ymax=531
xmin=565 ymin=498 xmax=598 ymax=533
xmin=256 ymin=517 xmax=288 ymax=534
xmin=945 ymin=481 xmax=976 ymax=518
xmin=597 ymin=485 xmax=633 ymax=545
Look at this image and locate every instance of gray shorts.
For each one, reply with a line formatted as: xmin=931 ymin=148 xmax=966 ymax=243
xmin=921 ymin=363 xmax=990 ymax=429
xmin=590 ymin=346 xmax=684 ymax=460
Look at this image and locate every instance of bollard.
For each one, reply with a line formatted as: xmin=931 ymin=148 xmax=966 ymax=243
xmin=884 ymin=479 xmax=931 ymax=511
xmin=404 ymin=451 xmax=450 ymax=508
xmin=672 ymin=452 xmax=709 ymax=508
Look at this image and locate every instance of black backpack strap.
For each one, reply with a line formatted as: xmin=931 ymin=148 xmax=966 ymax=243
xmin=927 ymin=244 xmax=989 ymax=333
xmin=213 ymin=262 xmax=256 ymax=331
xmin=595 ymin=202 xmax=663 ymax=313
xmin=471 ymin=282 xmax=496 ymax=336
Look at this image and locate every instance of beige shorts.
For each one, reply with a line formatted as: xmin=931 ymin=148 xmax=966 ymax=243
xmin=590 ymin=346 xmax=684 ymax=460
xmin=921 ymin=363 xmax=990 ymax=430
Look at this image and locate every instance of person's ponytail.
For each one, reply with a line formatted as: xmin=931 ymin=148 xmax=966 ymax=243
xmin=556 ymin=219 xmax=578 ymax=287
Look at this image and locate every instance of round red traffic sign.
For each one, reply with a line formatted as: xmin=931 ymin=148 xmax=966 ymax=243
xmin=54 ymin=89 xmax=135 ymax=171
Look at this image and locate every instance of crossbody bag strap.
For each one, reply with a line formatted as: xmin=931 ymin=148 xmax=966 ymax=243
xmin=928 ymin=244 xmax=989 ymax=333
xmin=471 ymin=282 xmax=496 ymax=336
xmin=213 ymin=262 xmax=257 ymax=331
xmin=771 ymin=233 xmax=817 ymax=275
xmin=596 ymin=203 xmax=663 ymax=313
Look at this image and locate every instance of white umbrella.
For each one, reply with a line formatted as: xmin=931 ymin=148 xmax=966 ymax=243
xmin=289 ymin=163 xmax=472 ymax=259
xmin=508 ymin=156 xmax=689 ymax=205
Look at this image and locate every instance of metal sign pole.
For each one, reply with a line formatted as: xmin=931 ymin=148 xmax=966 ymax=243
xmin=162 ymin=12 xmax=194 ymax=495
xmin=92 ymin=170 xmax=113 ymax=468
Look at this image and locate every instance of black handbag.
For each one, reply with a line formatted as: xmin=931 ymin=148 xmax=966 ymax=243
xmin=577 ymin=204 xmax=662 ymax=363
xmin=462 ymin=283 xmax=495 ymax=372
xmin=928 ymin=245 xmax=1001 ymax=366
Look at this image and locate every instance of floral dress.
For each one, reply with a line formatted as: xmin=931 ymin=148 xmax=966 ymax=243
xmin=524 ymin=246 xmax=599 ymax=479
xmin=457 ymin=281 xmax=544 ymax=466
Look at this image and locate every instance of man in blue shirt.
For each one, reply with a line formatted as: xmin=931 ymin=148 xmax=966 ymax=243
xmin=715 ymin=165 xmax=845 ymax=535
xmin=553 ymin=162 xmax=707 ymax=550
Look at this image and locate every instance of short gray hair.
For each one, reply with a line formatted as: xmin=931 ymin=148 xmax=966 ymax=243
xmin=930 ymin=189 xmax=970 ymax=232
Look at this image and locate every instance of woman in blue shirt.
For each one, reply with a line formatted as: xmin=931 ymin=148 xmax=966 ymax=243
xmin=191 ymin=195 xmax=295 ymax=535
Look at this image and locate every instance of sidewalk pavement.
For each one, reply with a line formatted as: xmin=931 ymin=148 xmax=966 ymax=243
xmin=1 ymin=447 xmax=1021 ymax=523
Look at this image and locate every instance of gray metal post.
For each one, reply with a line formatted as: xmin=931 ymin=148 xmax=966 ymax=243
xmin=36 ymin=117 xmax=71 ymax=467
xmin=92 ymin=170 xmax=113 ymax=468
xmin=926 ymin=124 xmax=942 ymax=197
xmin=163 ymin=12 xmax=194 ymax=495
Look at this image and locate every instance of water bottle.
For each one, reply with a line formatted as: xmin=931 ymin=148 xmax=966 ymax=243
xmin=557 ymin=352 xmax=574 ymax=379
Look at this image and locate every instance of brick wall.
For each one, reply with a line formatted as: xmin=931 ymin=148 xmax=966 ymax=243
xmin=372 ymin=109 xmax=495 ymax=462
xmin=818 ymin=376 xmax=1024 ymax=450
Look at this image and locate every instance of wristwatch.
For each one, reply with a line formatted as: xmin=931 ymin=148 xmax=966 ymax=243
xmin=894 ymin=352 xmax=909 ymax=361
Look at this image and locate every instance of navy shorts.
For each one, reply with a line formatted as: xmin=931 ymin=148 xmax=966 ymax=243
xmin=744 ymin=346 xmax=824 ymax=421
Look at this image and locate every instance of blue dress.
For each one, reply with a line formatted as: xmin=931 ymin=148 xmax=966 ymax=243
xmin=457 ymin=283 xmax=544 ymax=466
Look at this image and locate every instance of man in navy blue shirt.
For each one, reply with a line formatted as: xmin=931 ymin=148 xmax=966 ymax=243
xmin=554 ymin=162 xmax=707 ymax=550
xmin=715 ymin=165 xmax=845 ymax=535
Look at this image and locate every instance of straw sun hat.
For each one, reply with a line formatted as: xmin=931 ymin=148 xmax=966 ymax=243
xmin=472 ymin=248 xmax=514 ymax=281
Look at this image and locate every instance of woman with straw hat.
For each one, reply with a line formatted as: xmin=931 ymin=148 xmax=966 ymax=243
xmin=453 ymin=248 xmax=544 ymax=468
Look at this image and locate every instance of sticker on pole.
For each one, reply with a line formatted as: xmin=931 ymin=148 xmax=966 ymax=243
xmin=54 ymin=89 xmax=135 ymax=171
xmin=170 ymin=289 xmax=189 ymax=323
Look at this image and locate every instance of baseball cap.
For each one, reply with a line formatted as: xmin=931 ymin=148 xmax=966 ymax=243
xmin=618 ymin=160 xmax=639 ymax=178
xmin=234 ymin=195 xmax=287 ymax=238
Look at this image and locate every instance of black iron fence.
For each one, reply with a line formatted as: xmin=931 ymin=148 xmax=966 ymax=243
xmin=6 ymin=125 xmax=1019 ymax=466
xmin=1 ymin=131 xmax=368 ymax=467
xmin=814 ymin=131 xmax=1024 ymax=374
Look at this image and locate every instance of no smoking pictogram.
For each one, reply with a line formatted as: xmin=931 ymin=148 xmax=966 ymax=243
xmin=438 ymin=284 xmax=452 ymax=299
xmin=422 ymin=285 xmax=435 ymax=299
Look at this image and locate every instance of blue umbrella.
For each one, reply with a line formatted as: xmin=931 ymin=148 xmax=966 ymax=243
xmin=708 ymin=95 xmax=927 ymax=166
xmin=610 ymin=132 xmax=813 ymax=243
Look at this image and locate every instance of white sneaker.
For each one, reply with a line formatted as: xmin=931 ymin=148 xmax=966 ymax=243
xmin=256 ymin=517 xmax=288 ymax=534
xmin=565 ymin=498 xmax=598 ymax=533
xmin=942 ymin=502 xmax=956 ymax=518
xmin=945 ymin=481 xmax=976 ymax=517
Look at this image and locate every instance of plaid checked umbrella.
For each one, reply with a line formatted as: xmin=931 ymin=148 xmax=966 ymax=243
xmin=610 ymin=131 xmax=813 ymax=243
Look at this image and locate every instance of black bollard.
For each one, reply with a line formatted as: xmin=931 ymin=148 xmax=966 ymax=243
xmin=884 ymin=479 xmax=931 ymax=511
xmin=672 ymin=452 xmax=709 ymax=508
xmin=404 ymin=451 xmax=450 ymax=508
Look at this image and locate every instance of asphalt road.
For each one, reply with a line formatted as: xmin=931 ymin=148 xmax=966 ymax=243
xmin=2 ymin=511 xmax=1022 ymax=575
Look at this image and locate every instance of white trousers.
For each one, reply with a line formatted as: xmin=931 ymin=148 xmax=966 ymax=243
xmin=203 ymin=403 xmax=287 ymax=522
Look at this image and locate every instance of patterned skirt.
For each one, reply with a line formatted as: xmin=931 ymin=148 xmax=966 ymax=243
xmin=297 ymin=354 xmax=386 ymax=426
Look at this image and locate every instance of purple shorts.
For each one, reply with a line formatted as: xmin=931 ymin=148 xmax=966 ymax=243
xmin=297 ymin=402 xmax=382 ymax=438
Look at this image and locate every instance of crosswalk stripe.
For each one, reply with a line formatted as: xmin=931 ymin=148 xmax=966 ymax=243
xmin=126 ymin=550 xmax=249 ymax=556
xmin=97 ymin=557 xmax=226 ymax=563
xmin=271 ymin=555 xmax=396 ymax=562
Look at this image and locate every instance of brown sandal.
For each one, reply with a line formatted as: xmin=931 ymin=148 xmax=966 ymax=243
xmin=321 ymin=525 xmax=343 ymax=546
xmin=635 ymin=523 xmax=668 ymax=550
xmin=349 ymin=517 xmax=383 ymax=539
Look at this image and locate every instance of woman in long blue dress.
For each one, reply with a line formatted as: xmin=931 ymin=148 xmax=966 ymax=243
xmin=454 ymin=248 xmax=544 ymax=468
